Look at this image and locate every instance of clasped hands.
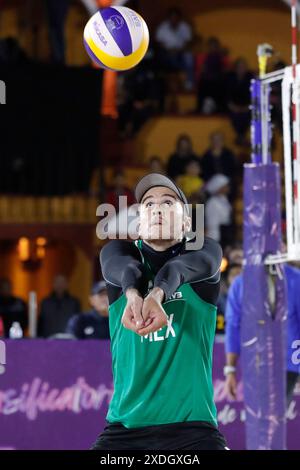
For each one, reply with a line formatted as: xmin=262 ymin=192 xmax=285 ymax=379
xmin=121 ymin=287 xmax=168 ymax=337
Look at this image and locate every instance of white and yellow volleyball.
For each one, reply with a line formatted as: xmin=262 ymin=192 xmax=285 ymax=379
xmin=83 ymin=6 xmax=149 ymax=71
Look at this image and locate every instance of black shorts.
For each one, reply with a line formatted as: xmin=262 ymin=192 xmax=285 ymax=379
xmin=91 ymin=421 xmax=228 ymax=451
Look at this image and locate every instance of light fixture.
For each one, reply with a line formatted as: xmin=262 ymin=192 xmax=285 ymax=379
xmin=17 ymin=237 xmax=48 ymax=269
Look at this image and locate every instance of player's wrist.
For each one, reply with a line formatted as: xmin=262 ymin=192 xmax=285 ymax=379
xmin=147 ymin=287 xmax=165 ymax=303
xmin=125 ymin=288 xmax=142 ymax=300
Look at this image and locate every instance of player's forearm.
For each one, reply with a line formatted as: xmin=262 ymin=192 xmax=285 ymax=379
xmin=153 ymin=237 xmax=222 ymax=299
xmin=100 ymin=240 xmax=146 ymax=295
xmin=226 ymin=353 xmax=239 ymax=367
xmin=121 ymin=263 xmax=146 ymax=295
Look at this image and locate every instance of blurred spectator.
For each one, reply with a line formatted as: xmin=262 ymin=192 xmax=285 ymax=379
xmin=167 ymin=134 xmax=200 ymax=179
xmin=129 ymin=60 xmax=161 ymax=134
xmin=194 ymin=34 xmax=205 ymax=81
xmin=225 ymin=244 xmax=243 ymax=265
xmin=117 ymin=56 xmax=161 ymax=138
xmin=148 ymin=156 xmax=166 ymax=175
xmin=38 ymin=274 xmax=81 ymax=338
xmin=44 ymin=0 xmax=70 ymax=64
xmin=226 ymin=58 xmax=253 ymax=146
xmin=205 ymin=174 xmax=233 ymax=247
xmin=197 ymin=37 xmax=228 ymax=113
xmin=106 ymin=170 xmax=135 ymax=210
xmin=117 ymin=73 xmax=132 ymax=138
xmin=66 ymin=281 xmax=109 ymax=339
xmin=201 ymin=131 xmax=239 ymax=200
xmin=155 ymin=8 xmax=194 ymax=90
xmin=0 ymin=37 xmax=28 ymax=65
xmin=0 ymin=278 xmax=27 ymax=337
xmin=176 ymin=159 xmax=204 ymax=203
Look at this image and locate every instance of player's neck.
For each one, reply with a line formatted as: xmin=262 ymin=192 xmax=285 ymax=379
xmin=142 ymin=238 xmax=182 ymax=252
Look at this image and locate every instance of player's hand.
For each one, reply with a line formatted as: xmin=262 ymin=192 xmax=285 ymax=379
xmin=224 ymin=372 xmax=237 ymax=400
xmin=137 ymin=287 xmax=168 ymax=336
xmin=122 ymin=289 xmax=144 ymax=332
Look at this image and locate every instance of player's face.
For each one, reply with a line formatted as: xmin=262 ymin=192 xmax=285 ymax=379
xmin=138 ymin=186 xmax=191 ymax=241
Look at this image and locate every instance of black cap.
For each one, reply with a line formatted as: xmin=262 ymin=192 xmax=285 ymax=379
xmin=91 ymin=281 xmax=107 ymax=296
xmin=134 ymin=173 xmax=189 ymax=214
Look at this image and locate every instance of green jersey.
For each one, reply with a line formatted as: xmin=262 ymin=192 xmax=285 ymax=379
xmin=107 ymin=240 xmax=218 ymax=428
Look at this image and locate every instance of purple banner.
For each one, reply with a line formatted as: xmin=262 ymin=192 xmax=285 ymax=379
xmin=0 ymin=339 xmax=299 ymax=450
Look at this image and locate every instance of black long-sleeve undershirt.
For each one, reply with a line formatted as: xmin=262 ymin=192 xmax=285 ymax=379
xmin=100 ymin=237 xmax=222 ymax=306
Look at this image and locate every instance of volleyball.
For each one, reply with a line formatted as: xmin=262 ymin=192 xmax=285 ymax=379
xmin=83 ymin=6 xmax=149 ymax=71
